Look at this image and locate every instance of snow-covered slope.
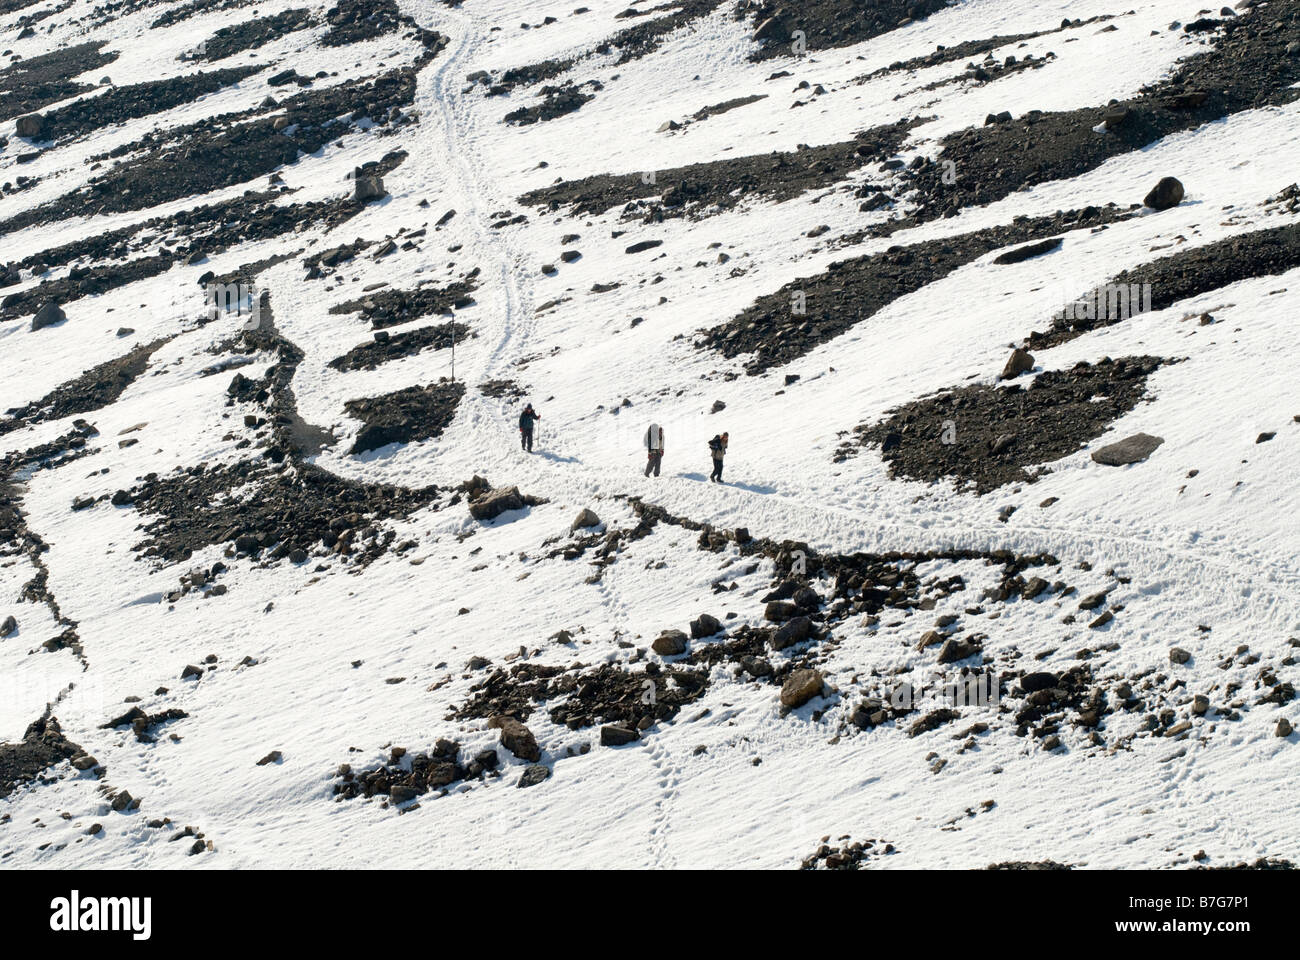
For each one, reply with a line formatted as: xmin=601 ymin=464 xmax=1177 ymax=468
xmin=1 ymin=0 xmax=1298 ymax=869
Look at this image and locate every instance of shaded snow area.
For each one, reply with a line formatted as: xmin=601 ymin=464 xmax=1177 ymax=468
xmin=1 ymin=0 xmax=1298 ymax=869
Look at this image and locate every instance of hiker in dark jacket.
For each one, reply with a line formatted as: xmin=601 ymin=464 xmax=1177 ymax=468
xmin=644 ymin=423 xmax=665 ymax=477
xmin=519 ymin=403 xmax=541 ymax=452
xmin=708 ymin=432 xmax=728 ymax=482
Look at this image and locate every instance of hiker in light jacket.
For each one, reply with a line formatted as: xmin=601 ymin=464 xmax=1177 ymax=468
xmin=644 ymin=423 xmax=665 ymax=477
xmin=708 ymin=432 xmax=728 ymax=482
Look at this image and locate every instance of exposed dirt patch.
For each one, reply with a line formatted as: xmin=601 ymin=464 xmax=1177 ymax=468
xmin=453 ymin=660 xmax=710 ymax=729
xmin=1 ymin=254 xmax=177 ymax=322
xmin=0 ymin=338 xmax=170 ymax=435
xmin=36 ymin=66 xmax=264 ymax=143
xmin=0 ymin=715 xmax=84 ymax=800
xmin=332 ymin=738 xmax=490 ymax=803
xmin=151 ymin=0 xmax=251 ymax=30
xmin=327 ymin=322 xmax=472 ymax=372
xmin=519 ymin=117 xmax=919 ymax=221
xmin=128 ymin=457 xmax=439 ymax=567
xmin=0 ymin=70 xmax=423 ymax=232
xmin=344 ymin=380 xmax=466 ymax=455
xmin=845 ymin=356 xmax=1171 ymax=492
xmin=184 ymin=8 xmax=315 ymax=62
xmin=900 ymin=4 xmax=1300 ymax=222
xmin=328 ymin=280 xmax=479 ymax=330
xmin=321 ymin=0 xmax=402 ymax=47
xmin=736 ymin=0 xmax=955 ymax=60
xmin=699 ymin=205 xmax=1133 ymax=374
xmin=503 ymin=81 xmax=600 ymax=125
xmin=1026 ymin=222 xmax=1300 ymax=349
xmin=0 ymin=41 xmax=119 ymax=122
xmin=800 ymin=836 xmax=897 ymax=869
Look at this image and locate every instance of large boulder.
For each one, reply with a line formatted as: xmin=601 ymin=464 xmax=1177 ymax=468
xmin=780 ymin=669 xmax=824 ymax=709
xmin=764 ymin=600 xmax=802 ymax=622
xmin=1091 ymin=433 xmax=1164 ymax=466
xmin=354 ymin=176 xmax=386 ymax=202
xmin=652 ymin=630 xmax=688 ymax=656
xmin=600 ymin=724 xmax=638 ymax=746
xmin=15 ymin=114 xmax=46 ymax=139
xmin=1000 ymin=347 xmax=1034 ymax=380
xmin=689 ymin=613 xmax=722 ymax=639
xmin=469 ymin=486 xmax=526 ymax=521
xmin=771 ymin=615 xmax=813 ymax=651
xmin=31 ymin=301 xmax=66 ymax=331
xmin=1143 ymin=176 xmax=1184 ymax=211
xmin=571 ymin=508 xmax=601 ymax=532
xmin=489 ymin=716 xmax=540 ymax=762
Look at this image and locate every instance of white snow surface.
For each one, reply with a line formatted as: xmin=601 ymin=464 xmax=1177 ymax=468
xmin=0 ymin=0 xmax=1297 ymax=868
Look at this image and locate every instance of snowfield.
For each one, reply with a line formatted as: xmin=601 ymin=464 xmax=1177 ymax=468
xmin=1 ymin=0 xmax=1298 ymax=869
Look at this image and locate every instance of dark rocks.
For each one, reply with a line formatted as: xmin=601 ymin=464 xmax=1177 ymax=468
xmin=1169 ymin=647 xmax=1192 ymax=665
xmin=993 ymin=237 xmax=1062 ymax=265
xmin=0 ymin=716 xmax=84 ymax=800
xmin=600 ymin=724 xmax=638 ymax=746
xmin=180 ymin=664 xmax=203 ymax=680
xmin=489 ymin=716 xmax=540 ymax=762
xmin=328 ymin=322 xmax=472 ymax=372
xmin=855 ymin=357 xmax=1168 ymax=493
xmin=1143 ymin=176 xmax=1185 ymax=211
xmin=936 ymin=637 xmax=981 ymax=663
xmin=347 ymin=381 xmax=466 ymax=455
xmin=909 ymin=709 xmax=959 ymax=737
xmin=1020 ymin=672 xmax=1057 ymax=693
xmin=517 ymin=764 xmax=551 ymax=788
xmin=1278 ymin=718 xmax=1293 ymax=737
xmin=1091 ymin=433 xmax=1164 ymax=466
xmin=354 ymin=176 xmax=386 ymax=203
xmin=256 ymin=750 xmax=283 ymax=766
xmin=15 ymin=114 xmax=47 ymax=139
xmin=771 ymin=615 xmax=814 ymax=651
xmin=571 ymin=508 xmax=601 ymax=531
xmin=625 ymin=239 xmax=663 ymax=254
xmin=702 ymin=206 xmax=1130 ymax=375
xmin=764 ymin=600 xmax=802 ymax=622
xmin=780 ymin=669 xmax=824 ymax=708
xmin=689 ymin=614 xmax=723 ymax=639
xmin=31 ymin=302 xmax=67 ymax=331
xmin=389 ymin=784 xmax=418 ymax=804
xmin=999 ymin=347 xmax=1034 ymax=380
xmin=652 ymin=630 xmax=688 ymax=656
xmin=1022 ymin=577 xmax=1049 ymax=599
xmin=0 ymin=615 xmax=15 ymax=638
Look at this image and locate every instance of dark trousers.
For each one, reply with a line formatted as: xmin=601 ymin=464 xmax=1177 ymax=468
xmin=710 ymin=457 xmax=723 ymax=481
xmin=521 ymin=429 xmax=533 ymax=452
xmin=645 ymin=450 xmax=662 ymax=477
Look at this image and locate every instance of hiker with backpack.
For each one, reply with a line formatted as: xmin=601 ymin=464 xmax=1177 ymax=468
xmin=519 ymin=403 xmax=541 ymax=452
xmin=644 ymin=423 xmax=665 ymax=477
xmin=708 ymin=432 xmax=728 ymax=482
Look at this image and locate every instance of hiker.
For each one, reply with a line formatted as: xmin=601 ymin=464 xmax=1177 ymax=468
xmin=519 ymin=403 xmax=541 ymax=452
xmin=708 ymin=432 xmax=728 ymax=482
xmin=644 ymin=423 xmax=665 ymax=477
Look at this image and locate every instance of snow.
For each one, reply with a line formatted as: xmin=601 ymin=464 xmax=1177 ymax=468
xmin=1 ymin=0 xmax=1297 ymax=868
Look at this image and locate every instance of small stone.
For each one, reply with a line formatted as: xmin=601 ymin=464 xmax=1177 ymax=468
xmin=516 ymin=764 xmax=551 ymax=788
xmin=600 ymin=724 xmax=638 ymax=746
xmin=652 ymin=630 xmax=688 ymax=656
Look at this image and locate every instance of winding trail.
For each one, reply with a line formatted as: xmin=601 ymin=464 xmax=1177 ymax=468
xmin=401 ymin=0 xmax=1300 ymax=642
